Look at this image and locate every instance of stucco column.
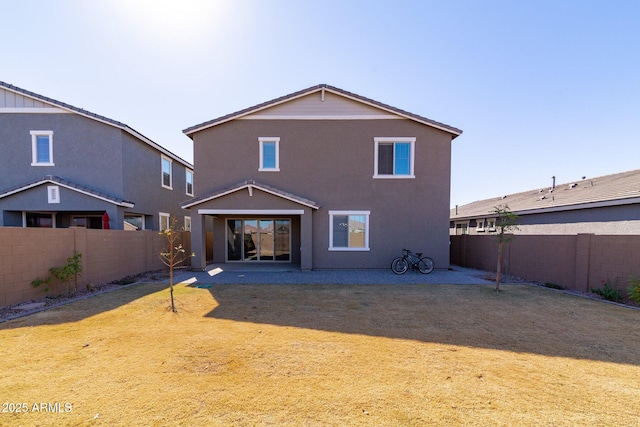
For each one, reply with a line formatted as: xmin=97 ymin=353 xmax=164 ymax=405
xmin=300 ymin=209 xmax=313 ymax=270
xmin=190 ymin=212 xmax=207 ymax=271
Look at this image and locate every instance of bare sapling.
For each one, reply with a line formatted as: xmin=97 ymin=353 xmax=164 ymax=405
xmin=493 ymin=205 xmax=518 ymax=291
xmin=159 ymin=217 xmax=192 ymax=312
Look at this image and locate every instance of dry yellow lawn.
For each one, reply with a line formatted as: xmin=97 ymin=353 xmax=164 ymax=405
xmin=1 ymin=282 xmax=639 ymax=426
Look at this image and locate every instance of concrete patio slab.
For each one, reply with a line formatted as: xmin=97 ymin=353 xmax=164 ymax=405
xmin=169 ymin=264 xmax=494 ymax=286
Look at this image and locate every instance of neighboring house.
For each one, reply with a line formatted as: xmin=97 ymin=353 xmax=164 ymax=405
xmin=182 ymin=84 xmax=462 ymax=270
xmin=450 ymin=170 xmax=640 ymax=235
xmin=0 ymin=81 xmax=193 ymax=231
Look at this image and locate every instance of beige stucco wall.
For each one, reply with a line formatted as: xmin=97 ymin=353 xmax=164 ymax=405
xmin=192 ymin=118 xmax=453 ymax=269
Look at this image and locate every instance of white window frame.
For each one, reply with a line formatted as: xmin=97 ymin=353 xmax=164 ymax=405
xmin=328 ymin=210 xmax=370 ymax=251
xmin=161 ymin=155 xmax=173 ymax=190
xmin=373 ymin=137 xmax=416 ymax=179
xmin=184 ymin=216 xmax=191 ymax=232
xmin=31 ymin=131 xmax=54 ymax=166
xmin=185 ymin=169 xmax=194 ymax=196
xmin=258 ymin=137 xmax=280 ymax=172
xmin=477 ymin=219 xmax=485 ymax=232
xmin=159 ymin=212 xmax=170 ymax=231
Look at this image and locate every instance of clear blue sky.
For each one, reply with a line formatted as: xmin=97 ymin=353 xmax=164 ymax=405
xmin=2 ymin=0 xmax=639 ymax=207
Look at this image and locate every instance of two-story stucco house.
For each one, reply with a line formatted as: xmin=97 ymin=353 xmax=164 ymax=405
xmin=0 ymin=81 xmax=193 ymax=230
xmin=182 ymin=84 xmax=462 ymax=270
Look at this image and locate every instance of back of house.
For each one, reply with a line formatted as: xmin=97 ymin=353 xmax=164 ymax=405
xmin=183 ymin=84 xmax=462 ymax=270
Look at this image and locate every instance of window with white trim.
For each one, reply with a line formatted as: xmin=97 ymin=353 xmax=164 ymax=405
xmin=31 ymin=131 xmax=54 ymax=166
xmin=258 ymin=137 xmax=280 ymax=171
xmin=161 ymin=156 xmax=173 ymax=189
xmin=159 ymin=212 xmax=170 ymax=231
xmin=186 ymin=169 xmax=194 ymax=196
xmin=329 ymin=210 xmax=370 ymax=251
xmin=184 ymin=216 xmax=191 ymax=232
xmin=373 ymin=137 xmax=415 ymax=178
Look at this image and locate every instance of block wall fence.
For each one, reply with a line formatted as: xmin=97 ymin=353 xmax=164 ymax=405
xmin=450 ymin=234 xmax=640 ymax=295
xmin=0 ymin=228 xmax=191 ymax=306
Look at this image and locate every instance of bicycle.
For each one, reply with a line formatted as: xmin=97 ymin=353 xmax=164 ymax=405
xmin=391 ymin=249 xmax=434 ymax=274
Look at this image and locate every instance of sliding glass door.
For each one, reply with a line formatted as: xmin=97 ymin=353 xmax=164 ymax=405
xmin=226 ymin=219 xmax=290 ymax=262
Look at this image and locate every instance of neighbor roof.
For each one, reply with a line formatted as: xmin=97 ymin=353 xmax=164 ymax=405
xmin=0 ymin=175 xmax=135 ymax=208
xmin=0 ymin=80 xmax=192 ymax=168
xmin=451 ymin=169 xmax=640 ymax=220
xmin=183 ymin=84 xmax=463 ymax=138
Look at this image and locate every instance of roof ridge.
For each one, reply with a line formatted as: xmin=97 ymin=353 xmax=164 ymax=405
xmin=182 ymin=84 xmax=462 ymax=137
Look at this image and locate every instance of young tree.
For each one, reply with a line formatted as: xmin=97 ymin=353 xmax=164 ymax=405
xmin=493 ymin=205 xmax=518 ymax=292
xmin=159 ymin=217 xmax=192 ymax=313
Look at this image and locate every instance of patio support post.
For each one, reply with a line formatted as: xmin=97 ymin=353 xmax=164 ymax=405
xmin=191 ymin=213 xmax=207 ymax=271
xmin=300 ymin=209 xmax=313 ymax=270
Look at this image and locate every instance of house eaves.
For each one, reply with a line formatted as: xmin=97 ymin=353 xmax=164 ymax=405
xmin=0 ymin=176 xmax=135 ymax=208
xmin=181 ymin=180 xmax=320 ymax=210
xmin=183 ymin=84 xmax=463 ymax=138
xmin=0 ymin=80 xmax=192 ymax=169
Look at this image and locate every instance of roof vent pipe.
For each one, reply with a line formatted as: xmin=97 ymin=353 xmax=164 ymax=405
xmin=551 ymin=176 xmax=556 ymax=190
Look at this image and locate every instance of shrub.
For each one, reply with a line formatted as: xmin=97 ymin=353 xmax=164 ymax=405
xmin=627 ymin=275 xmax=640 ymax=304
xmin=592 ymin=279 xmax=622 ymax=302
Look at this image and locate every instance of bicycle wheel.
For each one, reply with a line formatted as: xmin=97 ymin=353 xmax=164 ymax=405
xmin=418 ymin=257 xmax=435 ymax=274
xmin=391 ymin=257 xmax=409 ymax=274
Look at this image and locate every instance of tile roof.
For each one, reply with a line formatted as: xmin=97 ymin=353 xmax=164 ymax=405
xmin=182 ymin=179 xmax=320 ymax=210
xmin=0 ymin=80 xmax=192 ymax=168
xmin=451 ymin=169 xmax=640 ymax=220
xmin=183 ymin=84 xmax=463 ymax=137
xmin=0 ymin=175 xmax=134 ymax=208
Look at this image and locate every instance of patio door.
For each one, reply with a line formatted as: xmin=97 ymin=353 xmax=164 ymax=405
xmin=226 ymin=219 xmax=290 ymax=262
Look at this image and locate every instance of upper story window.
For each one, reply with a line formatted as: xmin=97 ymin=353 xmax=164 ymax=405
xmin=186 ymin=170 xmax=194 ymax=196
xmin=329 ymin=210 xmax=370 ymax=251
xmin=258 ymin=137 xmax=280 ymax=171
xmin=31 ymin=131 xmax=54 ymax=166
xmin=373 ymin=137 xmax=416 ymax=178
xmin=161 ymin=155 xmax=173 ymax=189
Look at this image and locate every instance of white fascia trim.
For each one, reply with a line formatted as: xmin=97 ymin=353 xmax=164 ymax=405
xmin=452 ymin=197 xmax=640 ymax=221
xmin=0 ymin=179 xmax=134 ymax=208
xmin=183 ymin=184 xmax=319 ymax=210
xmin=0 ymin=107 xmax=71 ymax=114
xmin=517 ymin=197 xmax=640 ymax=216
xmin=198 ymin=209 xmax=305 ymax=215
xmin=321 ymin=87 xmax=463 ymax=136
xmin=242 ymin=114 xmax=403 ymax=120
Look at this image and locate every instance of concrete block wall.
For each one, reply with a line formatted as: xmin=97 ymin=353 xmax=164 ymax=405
xmin=451 ymin=234 xmax=640 ymax=295
xmin=0 ymin=228 xmax=191 ymax=307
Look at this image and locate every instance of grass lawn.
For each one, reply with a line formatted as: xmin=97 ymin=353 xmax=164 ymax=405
xmin=1 ymin=282 xmax=639 ymax=426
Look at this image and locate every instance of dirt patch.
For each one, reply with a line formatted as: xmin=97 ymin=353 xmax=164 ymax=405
xmin=479 ymin=272 xmax=640 ymax=309
xmin=0 ymin=270 xmax=170 ymax=323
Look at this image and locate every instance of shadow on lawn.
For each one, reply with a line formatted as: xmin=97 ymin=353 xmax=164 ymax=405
xmin=0 ymin=282 xmax=167 ymax=328
xmin=195 ymin=283 xmax=640 ymax=366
